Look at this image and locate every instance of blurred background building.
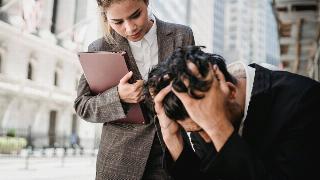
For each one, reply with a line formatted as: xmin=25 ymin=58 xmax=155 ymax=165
xmin=0 ymin=0 xmax=319 ymax=152
xmin=224 ymin=0 xmax=280 ymax=65
xmin=0 ymin=0 xmax=101 ymax=149
xmin=274 ymin=0 xmax=320 ymax=80
xmin=150 ymin=0 xmax=225 ymax=55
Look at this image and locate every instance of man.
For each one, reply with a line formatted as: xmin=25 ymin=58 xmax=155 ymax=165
xmin=146 ymin=46 xmax=320 ymax=180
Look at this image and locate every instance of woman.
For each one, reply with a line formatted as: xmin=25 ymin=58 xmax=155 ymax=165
xmin=74 ymin=0 xmax=194 ymax=179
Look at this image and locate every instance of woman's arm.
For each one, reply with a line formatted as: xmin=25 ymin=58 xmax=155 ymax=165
xmin=74 ymin=42 xmax=129 ymax=123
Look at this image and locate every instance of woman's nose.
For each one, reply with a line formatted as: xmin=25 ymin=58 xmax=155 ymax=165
xmin=124 ymin=21 xmax=137 ymax=35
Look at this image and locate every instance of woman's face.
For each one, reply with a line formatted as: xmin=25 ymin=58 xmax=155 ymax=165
xmin=105 ymin=0 xmax=153 ymax=42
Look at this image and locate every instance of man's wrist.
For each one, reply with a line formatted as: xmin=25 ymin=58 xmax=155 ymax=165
xmin=205 ymin=119 xmax=234 ymax=152
xmin=162 ymin=133 xmax=184 ymax=161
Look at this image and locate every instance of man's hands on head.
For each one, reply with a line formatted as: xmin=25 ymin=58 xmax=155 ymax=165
xmin=172 ymin=64 xmax=234 ymax=152
xmin=153 ymin=84 xmax=184 ymax=161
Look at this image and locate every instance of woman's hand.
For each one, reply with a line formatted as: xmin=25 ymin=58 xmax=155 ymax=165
xmin=118 ymin=71 xmax=145 ymax=103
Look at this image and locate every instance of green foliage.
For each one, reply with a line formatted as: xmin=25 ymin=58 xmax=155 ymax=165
xmin=6 ymin=129 xmax=16 ymax=137
xmin=0 ymin=137 xmax=27 ymax=154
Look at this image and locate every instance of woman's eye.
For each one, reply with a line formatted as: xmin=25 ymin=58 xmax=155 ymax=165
xmin=131 ymin=12 xmax=141 ymax=19
xmin=114 ymin=21 xmax=123 ymax=25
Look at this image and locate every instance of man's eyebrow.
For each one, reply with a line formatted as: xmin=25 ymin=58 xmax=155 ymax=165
xmin=110 ymin=9 xmax=141 ymax=21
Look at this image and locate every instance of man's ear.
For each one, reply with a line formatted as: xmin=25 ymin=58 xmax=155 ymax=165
xmin=226 ymin=82 xmax=237 ymax=100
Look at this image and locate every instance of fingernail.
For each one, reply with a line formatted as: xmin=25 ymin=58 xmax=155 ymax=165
xmin=213 ymin=65 xmax=217 ymax=70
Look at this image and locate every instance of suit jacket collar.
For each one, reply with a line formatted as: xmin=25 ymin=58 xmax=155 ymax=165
xmin=107 ymin=17 xmax=174 ymax=80
xmin=242 ymin=64 xmax=273 ymax=154
xmin=156 ymin=17 xmax=174 ymax=63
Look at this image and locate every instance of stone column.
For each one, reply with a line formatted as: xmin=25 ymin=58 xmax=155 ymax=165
xmin=38 ymin=0 xmax=56 ymax=42
xmin=55 ymin=0 xmax=76 ymax=49
xmin=55 ymin=0 xmax=76 ymax=35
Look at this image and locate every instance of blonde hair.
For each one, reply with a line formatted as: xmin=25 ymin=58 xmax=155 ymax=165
xmin=99 ymin=6 xmax=116 ymax=44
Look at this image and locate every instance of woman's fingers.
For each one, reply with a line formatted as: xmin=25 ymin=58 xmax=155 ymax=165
xmin=119 ymin=71 xmax=133 ymax=84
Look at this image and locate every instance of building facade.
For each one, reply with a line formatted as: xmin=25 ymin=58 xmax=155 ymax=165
xmin=224 ymin=0 xmax=280 ymax=65
xmin=0 ymin=0 xmax=101 ymax=148
xmin=150 ymin=0 xmax=224 ymax=54
xmin=275 ymin=0 xmax=320 ymax=79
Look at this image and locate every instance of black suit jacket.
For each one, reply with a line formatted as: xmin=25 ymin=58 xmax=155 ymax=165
xmin=168 ymin=64 xmax=320 ymax=180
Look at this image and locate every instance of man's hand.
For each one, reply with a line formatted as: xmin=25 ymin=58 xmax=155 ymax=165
xmin=118 ymin=71 xmax=145 ymax=103
xmin=172 ymin=64 xmax=234 ymax=151
xmin=153 ymin=84 xmax=183 ymax=161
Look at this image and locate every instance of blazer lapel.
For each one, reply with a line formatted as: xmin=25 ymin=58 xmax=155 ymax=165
xmin=156 ymin=18 xmax=174 ymax=63
xmin=242 ymin=65 xmax=273 ymax=154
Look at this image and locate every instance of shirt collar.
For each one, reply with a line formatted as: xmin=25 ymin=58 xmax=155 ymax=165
xmin=128 ymin=14 xmax=157 ymax=48
xmin=227 ymin=61 xmax=255 ymax=136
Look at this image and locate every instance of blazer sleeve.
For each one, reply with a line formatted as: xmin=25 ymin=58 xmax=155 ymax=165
xmin=200 ymin=82 xmax=320 ymax=180
xmin=73 ymin=42 xmax=127 ymax=123
xmin=168 ymin=132 xmax=218 ymax=180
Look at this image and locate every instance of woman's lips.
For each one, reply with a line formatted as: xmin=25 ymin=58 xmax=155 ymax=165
xmin=130 ymin=30 xmax=141 ymax=39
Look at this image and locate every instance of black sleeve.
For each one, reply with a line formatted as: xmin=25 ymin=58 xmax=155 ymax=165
xmin=202 ymin=82 xmax=320 ymax=180
xmin=168 ymin=131 xmax=215 ymax=180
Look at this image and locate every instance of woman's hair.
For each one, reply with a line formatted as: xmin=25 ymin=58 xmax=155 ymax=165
xmin=96 ymin=0 xmax=148 ymax=43
xmin=146 ymin=46 xmax=237 ymax=121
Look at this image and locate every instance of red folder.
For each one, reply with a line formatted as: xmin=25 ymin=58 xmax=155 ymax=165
xmin=78 ymin=51 xmax=148 ymax=124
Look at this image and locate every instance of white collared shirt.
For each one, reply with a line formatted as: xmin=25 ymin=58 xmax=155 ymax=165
xmin=128 ymin=16 xmax=158 ymax=80
xmin=227 ymin=62 xmax=279 ymax=136
xmin=227 ymin=61 xmax=255 ymax=136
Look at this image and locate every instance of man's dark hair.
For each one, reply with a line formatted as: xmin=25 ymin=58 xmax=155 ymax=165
xmin=146 ymin=46 xmax=237 ymax=121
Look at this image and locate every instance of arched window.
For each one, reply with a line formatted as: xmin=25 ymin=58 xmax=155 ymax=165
xmin=27 ymin=62 xmax=33 ymax=80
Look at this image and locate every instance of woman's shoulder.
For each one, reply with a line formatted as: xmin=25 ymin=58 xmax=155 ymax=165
xmin=157 ymin=19 xmax=192 ymax=33
xmin=88 ymin=37 xmax=113 ymax=51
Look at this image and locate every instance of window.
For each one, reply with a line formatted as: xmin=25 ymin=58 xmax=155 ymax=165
xmin=0 ymin=46 xmax=5 ymax=74
xmin=51 ymin=0 xmax=59 ymax=33
xmin=54 ymin=61 xmax=62 ymax=87
xmin=48 ymin=110 xmax=57 ymax=147
xmin=229 ymin=26 xmax=237 ymax=32
xmin=229 ymin=44 xmax=236 ymax=50
xmin=0 ymin=52 xmax=2 ymax=74
xmin=27 ymin=62 xmax=33 ymax=80
xmin=54 ymin=71 xmax=59 ymax=86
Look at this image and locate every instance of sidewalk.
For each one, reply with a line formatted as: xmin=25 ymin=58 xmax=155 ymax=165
xmin=0 ymin=155 xmax=96 ymax=180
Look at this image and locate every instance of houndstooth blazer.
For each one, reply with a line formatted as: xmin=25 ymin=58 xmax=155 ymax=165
xmin=74 ymin=18 xmax=194 ymax=180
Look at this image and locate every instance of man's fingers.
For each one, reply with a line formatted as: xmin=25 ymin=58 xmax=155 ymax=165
xmin=187 ymin=61 xmax=201 ymax=78
xmin=172 ymin=85 xmax=191 ymax=106
xmin=119 ymin=71 xmax=133 ymax=84
xmin=213 ymin=65 xmax=226 ymax=83
xmin=154 ymin=84 xmax=171 ymax=105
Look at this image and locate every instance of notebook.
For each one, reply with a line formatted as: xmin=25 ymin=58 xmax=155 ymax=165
xmin=78 ymin=51 xmax=148 ymax=124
